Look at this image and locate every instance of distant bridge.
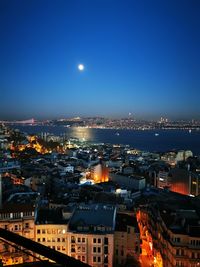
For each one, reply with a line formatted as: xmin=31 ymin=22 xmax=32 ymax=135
xmin=0 ymin=118 xmax=35 ymax=124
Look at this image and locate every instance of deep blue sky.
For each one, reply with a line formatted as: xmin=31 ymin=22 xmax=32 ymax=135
xmin=0 ymin=0 xmax=200 ymax=120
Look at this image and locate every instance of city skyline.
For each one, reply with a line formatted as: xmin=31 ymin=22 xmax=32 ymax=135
xmin=1 ymin=0 xmax=200 ymax=120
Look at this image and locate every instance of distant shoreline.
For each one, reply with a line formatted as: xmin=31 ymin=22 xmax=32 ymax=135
xmin=10 ymin=125 xmax=200 ymax=155
xmin=4 ymin=123 xmax=200 ymax=131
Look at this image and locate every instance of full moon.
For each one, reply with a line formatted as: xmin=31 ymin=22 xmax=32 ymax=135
xmin=78 ymin=64 xmax=84 ymax=71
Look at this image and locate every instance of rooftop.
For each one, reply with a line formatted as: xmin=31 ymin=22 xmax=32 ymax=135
xmin=35 ymin=208 xmax=68 ymax=225
xmin=0 ymin=203 xmax=35 ymax=214
xmin=115 ymin=213 xmax=139 ymax=232
xmin=68 ymin=204 xmax=116 ymax=233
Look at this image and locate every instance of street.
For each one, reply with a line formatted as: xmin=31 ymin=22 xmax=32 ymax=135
xmin=140 ymin=255 xmax=154 ymax=267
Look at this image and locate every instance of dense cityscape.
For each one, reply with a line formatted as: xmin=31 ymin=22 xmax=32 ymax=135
xmin=0 ymin=123 xmax=200 ymax=266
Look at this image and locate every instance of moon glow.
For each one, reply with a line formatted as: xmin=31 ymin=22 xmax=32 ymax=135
xmin=78 ymin=64 xmax=84 ymax=71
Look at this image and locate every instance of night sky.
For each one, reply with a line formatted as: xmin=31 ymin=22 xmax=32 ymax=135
xmin=0 ymin=0 xmax=200 ymax=120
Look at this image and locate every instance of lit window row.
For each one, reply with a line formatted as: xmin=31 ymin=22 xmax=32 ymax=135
xmin=48 ymin=245 xmax=66 ymax=251
xmin=37 ymin=229 xmax=66 ymax=234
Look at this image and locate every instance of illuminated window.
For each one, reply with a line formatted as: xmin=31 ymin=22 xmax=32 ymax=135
xmin=82 ymin=246 xmax=86 ymax=252
xmin=42 ymin=229 xmax=45 ymax=234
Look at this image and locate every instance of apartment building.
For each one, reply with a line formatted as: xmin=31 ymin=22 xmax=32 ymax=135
xmin=67 ymin=204 xmax=116 ymax=267
xmin=137 ymin=194 xmax=200 ymax=267
xmin=114 ymin=213 xmax=140 ymax=266
xmin=0 ymin=204 xmax=35 ymax=265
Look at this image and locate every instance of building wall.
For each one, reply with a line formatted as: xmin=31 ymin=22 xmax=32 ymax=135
xmin=114 ymin=227 xmax=140 ymax=266
xmin=35 ymin=224 xmax=114 ymax=267
xmin=156 ymin=169 xmax=200 ymax=197
xmin=157 ymin=171 xmax=170 ymax=188
xmin=67 ymin=232 xmax=114 ymax=267
xmin=137 ymin=208 xmax=200 ymax=267
xmin=110 ymin=173 xmax=145 ymax=190
xmin=0 ymin=210 xmax=35 ymax=265
xmin=35 ymin=224 xmax=68 ymax=259
xmin=91 ymin=163 xmax=109 ymax=183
